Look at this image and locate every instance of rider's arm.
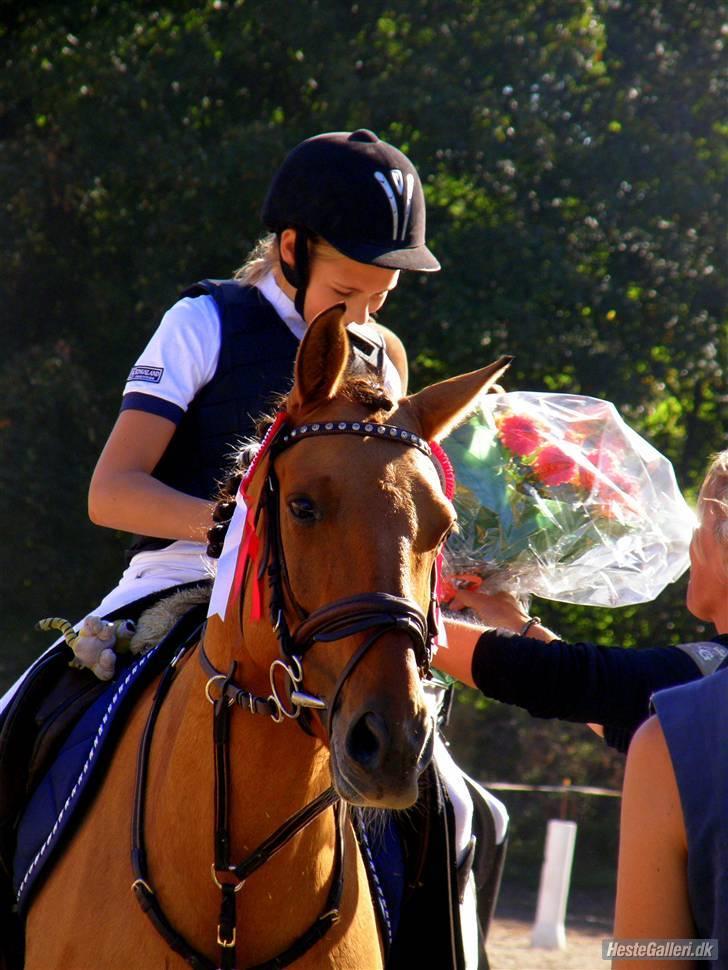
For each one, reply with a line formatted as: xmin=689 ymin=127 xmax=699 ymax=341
xmin=88 ymin=410 xmax=212 ymax=541
xmin=88 ymin=295 xmax=220 ymax=542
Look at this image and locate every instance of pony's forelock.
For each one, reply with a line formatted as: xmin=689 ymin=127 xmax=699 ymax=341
xmin=338 ymin=376 xmax=394 ymax=415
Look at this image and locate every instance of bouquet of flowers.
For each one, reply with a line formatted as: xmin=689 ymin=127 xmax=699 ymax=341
xmin=442 ymin=392 xmax=694 ymax=607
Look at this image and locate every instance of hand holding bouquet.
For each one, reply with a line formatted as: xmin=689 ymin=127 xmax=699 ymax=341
xmin=442 ymin=392 xmax=694 ymax=607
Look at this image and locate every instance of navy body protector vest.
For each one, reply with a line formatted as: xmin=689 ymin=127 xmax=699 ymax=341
xmin=129 ymin=280 xmax=300 ymax=556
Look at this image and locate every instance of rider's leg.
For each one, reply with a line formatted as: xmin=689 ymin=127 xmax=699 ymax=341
xmin=0 ymin=543 xmax=211 ymax=717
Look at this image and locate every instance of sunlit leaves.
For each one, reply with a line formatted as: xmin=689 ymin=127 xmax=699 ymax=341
xmin=1 ymin=0 xmax=725 ymax=681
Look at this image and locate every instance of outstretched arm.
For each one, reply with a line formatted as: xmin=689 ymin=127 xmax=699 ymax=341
xmin=439 ymin=586 xmax=559 ymax=688
xmin=438 ymin=589 xmax=701 ymax=748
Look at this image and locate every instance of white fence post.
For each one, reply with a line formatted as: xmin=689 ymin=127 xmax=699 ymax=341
xmin=531 ymin=818 xmax=578 ymax=949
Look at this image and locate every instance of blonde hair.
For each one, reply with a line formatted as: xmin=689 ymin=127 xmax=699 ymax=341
xmin=699 ymin=449 xmax=728 ymax=554
xmin=233 ymin=232 xmax=345 ymax=285
xmin=233 ymin=233 xmax=279 ymax=285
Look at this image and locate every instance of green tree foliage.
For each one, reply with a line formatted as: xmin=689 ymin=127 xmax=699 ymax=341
xmin=1 ymin=4 xmax=725 ymax=850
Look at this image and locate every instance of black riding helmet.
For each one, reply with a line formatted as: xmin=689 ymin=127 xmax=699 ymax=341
xmin=261 ymin=129 xmax=440 ymax=316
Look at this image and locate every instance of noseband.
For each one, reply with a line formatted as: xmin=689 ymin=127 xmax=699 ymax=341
xmin=290 ymin=593 xmax=430 ymax=735
xmin=202 ymin=417 xmax=443 ymax=736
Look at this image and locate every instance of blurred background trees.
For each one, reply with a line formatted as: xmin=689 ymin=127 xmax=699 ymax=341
xmin=1 ymin=0 xmax=725 ymax=888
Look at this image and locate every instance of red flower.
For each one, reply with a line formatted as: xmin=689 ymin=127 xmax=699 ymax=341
xmin=578 ymin=449 xmax=601 ymax=490
xmin=498 ymin=414 xmax=543 ymax=457
xmin=578 ymin=465 xmax=595 ymax=491
xmin=578 ymin=448 xmax=625 ymax=492
xmin=438 ymin=573 xmax=482 ymax=604
xmin=534 ymin=445 xmax=577 ymax=486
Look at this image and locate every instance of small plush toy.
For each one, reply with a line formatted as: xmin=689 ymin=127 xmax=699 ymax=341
xmin=35 ymin=615 xmax=137 ymax=682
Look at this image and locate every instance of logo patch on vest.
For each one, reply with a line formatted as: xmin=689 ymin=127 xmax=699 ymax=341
xmin=128 ymin=365 xmax=164 ymax=384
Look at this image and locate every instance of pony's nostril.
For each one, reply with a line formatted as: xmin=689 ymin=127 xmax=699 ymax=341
xmin=346 ymin=711 xmax=390 ymax=770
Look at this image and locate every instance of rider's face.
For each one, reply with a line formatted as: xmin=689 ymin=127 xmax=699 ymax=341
xmin=686 ymin=490 xmax=728 ymax=629
xmin=277 ymin=229 xmax=400 ymax=324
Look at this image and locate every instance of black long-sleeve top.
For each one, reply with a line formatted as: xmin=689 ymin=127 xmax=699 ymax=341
xmin=471 ymin=631 xmax=728 ymax=752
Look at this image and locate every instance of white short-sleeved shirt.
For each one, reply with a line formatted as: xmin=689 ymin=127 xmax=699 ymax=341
xmin=121 ymin=272 xmax=306 ymax=423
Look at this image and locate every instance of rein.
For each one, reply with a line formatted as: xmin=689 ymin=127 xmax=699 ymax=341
xmin=131 ymin=635 xmax=345 ymax=970
xmin=131 ymin=417 xmax=444 ymax=969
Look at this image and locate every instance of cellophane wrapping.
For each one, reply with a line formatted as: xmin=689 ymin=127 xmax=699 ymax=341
xmin=442 ymin=392 xmax=694 ymax=607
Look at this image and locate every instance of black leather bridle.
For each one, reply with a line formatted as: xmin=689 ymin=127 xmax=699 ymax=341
xmin=131 ymin=417 xmax=445 ymax=970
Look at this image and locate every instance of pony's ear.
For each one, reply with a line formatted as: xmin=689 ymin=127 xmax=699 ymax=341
xmin=405 ymin=356 xmax=513 ymax=441
xmin=289 ymin=304 xmax=349 ymax=413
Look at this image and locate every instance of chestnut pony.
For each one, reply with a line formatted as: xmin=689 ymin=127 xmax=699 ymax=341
xmin=24 ymin=307 xmax=509 ymax=970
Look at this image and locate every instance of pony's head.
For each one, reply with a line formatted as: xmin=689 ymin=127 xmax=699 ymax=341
xmin=235 ymin=306 xmax=510 ymax=809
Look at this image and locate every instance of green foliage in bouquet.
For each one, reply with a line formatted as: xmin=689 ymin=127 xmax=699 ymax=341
xmin=448 ymin=415 xmax=633 ymax=575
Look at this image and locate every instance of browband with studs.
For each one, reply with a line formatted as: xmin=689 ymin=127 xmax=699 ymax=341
xmin=277 ymin=420 xmax=432 ymax=458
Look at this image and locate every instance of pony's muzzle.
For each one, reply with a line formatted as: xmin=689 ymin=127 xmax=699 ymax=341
xmin=338 ymin=703 xmax=434 ymax=807
xmin=345 ymin=710 xmax=390 ymax=772
xmin=346 ymin=707 xmax=433 ymax=774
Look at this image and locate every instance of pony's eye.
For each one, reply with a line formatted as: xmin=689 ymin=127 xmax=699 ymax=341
xmin=288 ymin=497 xmax=319 ymax=522
xmin=440 ymin=521 xmax=457 ymax=548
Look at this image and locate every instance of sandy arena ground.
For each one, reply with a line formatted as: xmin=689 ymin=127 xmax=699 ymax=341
xmin=488 ymin=916 xmax=608 ymax=969
xmin=487 ymin=884 xmax=613 ymax=969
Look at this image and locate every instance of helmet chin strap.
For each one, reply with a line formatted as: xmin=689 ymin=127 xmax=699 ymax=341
xmin=278 ymin=228 xmax=311 ymax=319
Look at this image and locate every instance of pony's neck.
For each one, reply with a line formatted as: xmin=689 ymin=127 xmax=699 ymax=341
xmin=203 ymin=609 xmax=294 ymax=713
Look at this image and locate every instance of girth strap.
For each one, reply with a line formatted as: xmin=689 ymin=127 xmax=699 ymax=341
xmin=131 ymin=624 xmax=214 ymax=970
